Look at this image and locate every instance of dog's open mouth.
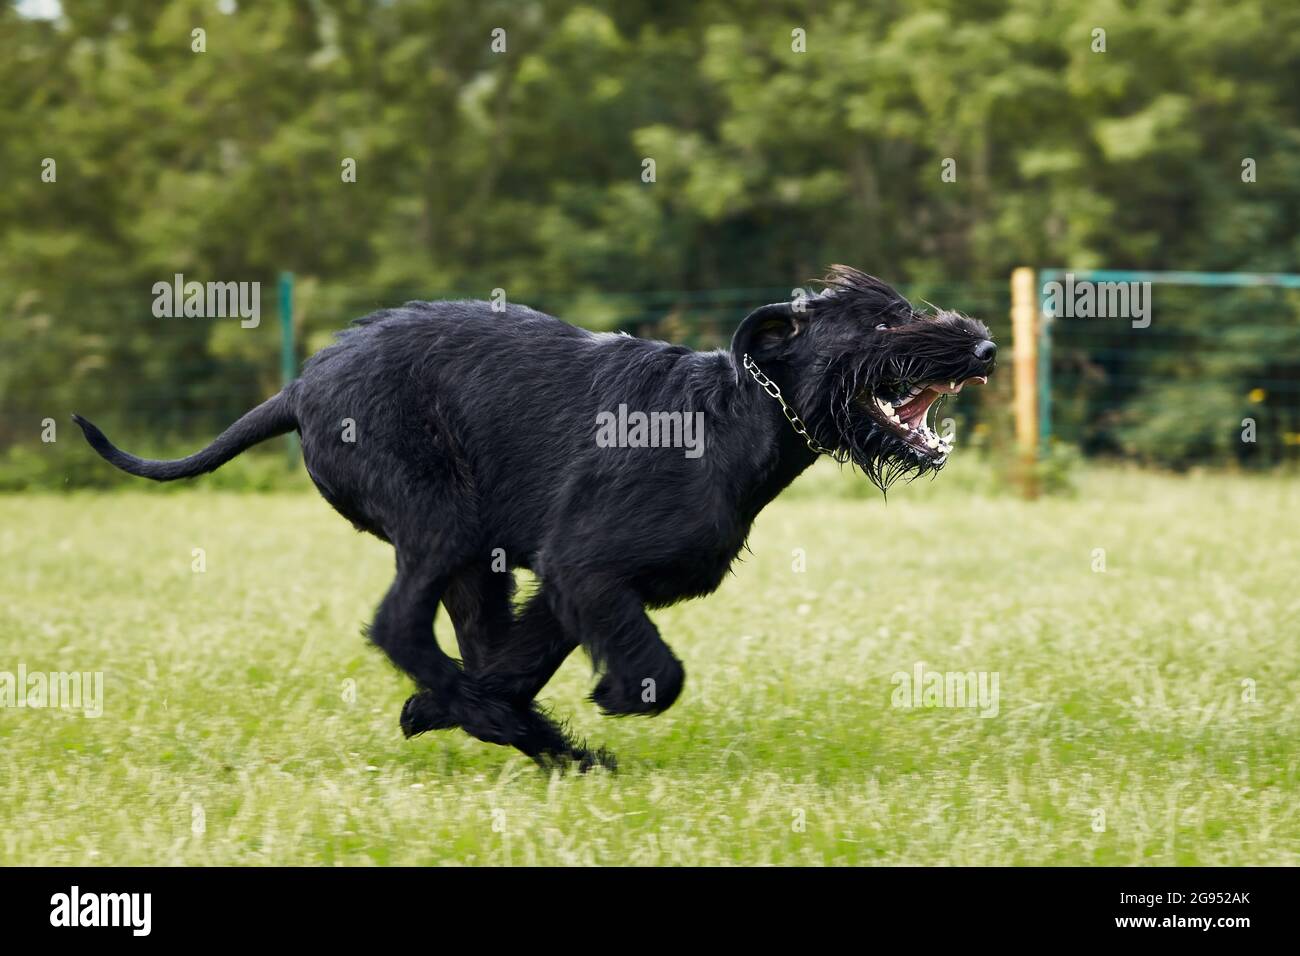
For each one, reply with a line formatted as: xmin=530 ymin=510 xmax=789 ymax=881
xmin=864 ymin=376 xmax=988 ymax=460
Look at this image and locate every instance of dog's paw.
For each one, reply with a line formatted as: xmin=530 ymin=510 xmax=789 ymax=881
xmin=399 ymin=690 xmax=458 ymax=738
xmin=453 ymin=687 xmax=532 ymax=747
xmin=578 ymin=746 xmax=618 ymax=774
xmin=530 ymin=743 xmax=618 ymax=775
xmin=591 ymin=657 xmax=685 ymax=717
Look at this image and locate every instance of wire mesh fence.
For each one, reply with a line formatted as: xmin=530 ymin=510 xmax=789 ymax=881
xmin=1 ymin=273 xmax=1293 ymax=490
xmin=1044 ymin=279 xmax=1300 ymax=466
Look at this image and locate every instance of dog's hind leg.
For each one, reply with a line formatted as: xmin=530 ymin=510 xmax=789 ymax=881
xmin=438 ymin=568 xmax=612 ymax=770
xmin=483 ymin=592 xmax=616 ymax=771
xmin=446 ymin=573 xmax=578 ymax=706
xmin=367 ymin=553 xmax=461 ymax=732
xmin=368 ymin=551 xmax=526 ymax=749
xmin=442 ymin=564 xmax=517 ymax=675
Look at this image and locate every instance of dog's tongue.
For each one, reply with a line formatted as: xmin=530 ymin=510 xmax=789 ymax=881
xmin=894 ymin=374 xmax=988 ymax=428
xmin=931 ymin=376 xmax=988 ymax=394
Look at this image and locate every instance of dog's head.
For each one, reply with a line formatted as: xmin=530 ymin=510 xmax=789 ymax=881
xmin=732 ymin=265 xmax=996 ymax=489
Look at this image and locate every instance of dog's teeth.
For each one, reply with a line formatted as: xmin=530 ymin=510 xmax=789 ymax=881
xmin=881 ymin=401 xmax=894 ymax=415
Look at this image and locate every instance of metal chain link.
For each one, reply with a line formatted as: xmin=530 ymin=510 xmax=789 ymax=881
xmin=742 ymin=353 xmax=835 ymax=456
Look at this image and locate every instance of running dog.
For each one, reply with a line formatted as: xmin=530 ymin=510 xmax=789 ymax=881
xmin=74 ymin=267 xmax=996 ymax=770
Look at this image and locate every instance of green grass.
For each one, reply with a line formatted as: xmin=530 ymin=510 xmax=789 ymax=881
xmin=2 ymin=461 xmax=1298 ymax=865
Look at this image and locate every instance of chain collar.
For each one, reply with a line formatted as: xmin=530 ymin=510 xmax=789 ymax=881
xmin=741 ymin=353 xmax=835 ymax=456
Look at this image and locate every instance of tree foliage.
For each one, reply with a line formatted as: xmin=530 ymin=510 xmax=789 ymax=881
xmin=2 ymin=0 xmax=1298 ymax=474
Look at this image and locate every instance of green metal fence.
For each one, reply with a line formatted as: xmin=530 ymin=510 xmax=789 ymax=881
xmin=3 ymin=271 xmax=1294 ymax=489
xmin=1037 ymin=269 xmax=1300 ymax=464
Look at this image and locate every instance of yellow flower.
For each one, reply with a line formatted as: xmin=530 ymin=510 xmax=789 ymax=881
xmin=1248 ymin=388 xmax=1267 ymax=403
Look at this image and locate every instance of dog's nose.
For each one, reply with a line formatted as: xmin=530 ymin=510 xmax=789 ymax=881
xmin=973 ymin=340 xmax=997 ymax=363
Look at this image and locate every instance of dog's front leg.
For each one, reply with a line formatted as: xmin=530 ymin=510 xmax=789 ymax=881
xmin=547 ymin=575 xmax=685 ymax=716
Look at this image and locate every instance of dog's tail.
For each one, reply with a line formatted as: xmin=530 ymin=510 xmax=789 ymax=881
xmin=72 ymin=389 xmax=297 ymax=482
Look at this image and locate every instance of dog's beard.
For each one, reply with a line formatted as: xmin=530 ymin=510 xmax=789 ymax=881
xmin=834 ymin=401 xmax=948 ymax=490
xmin=807 ymin=349 xmax=989 ymax=491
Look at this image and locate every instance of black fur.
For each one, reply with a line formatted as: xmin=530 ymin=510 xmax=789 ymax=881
xmin=74 ymin=266 xmax=994 ymax=770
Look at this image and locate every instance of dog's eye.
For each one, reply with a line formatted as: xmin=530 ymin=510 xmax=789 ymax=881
xmin=875 ymin=323 xmax=889 ymax=331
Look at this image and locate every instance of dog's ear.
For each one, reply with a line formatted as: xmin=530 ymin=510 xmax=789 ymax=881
xmin=730 ymin=302 xmax=805 ymax=374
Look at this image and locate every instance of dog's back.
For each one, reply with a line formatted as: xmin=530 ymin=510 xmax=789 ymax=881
xmin=291 ymin=300 xmax=732 ymax=561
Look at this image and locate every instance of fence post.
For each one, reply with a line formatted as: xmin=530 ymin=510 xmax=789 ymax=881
xmin=1010 ymin=267 xmax=1038 ymax=498
xmin=279 ymin=271 xmax=299 ymax=468
xmin=1037 ymin=282 xmax=1053 ymax=453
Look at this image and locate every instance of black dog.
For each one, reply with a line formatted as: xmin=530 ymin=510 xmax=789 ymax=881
xmin=74 ymin=267 xmax=995 ymax=770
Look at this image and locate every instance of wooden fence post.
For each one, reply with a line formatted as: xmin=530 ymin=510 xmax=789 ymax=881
xmin=1010 ymin=267 xmax=1039 ymax=499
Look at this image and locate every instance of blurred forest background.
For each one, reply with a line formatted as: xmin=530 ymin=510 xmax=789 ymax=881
xmin=2 ymin=0 xmax=1299 ymax=488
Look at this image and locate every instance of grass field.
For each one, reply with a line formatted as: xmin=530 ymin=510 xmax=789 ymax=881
xmin=1 ymin=461 xmax=1297 ymax=865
